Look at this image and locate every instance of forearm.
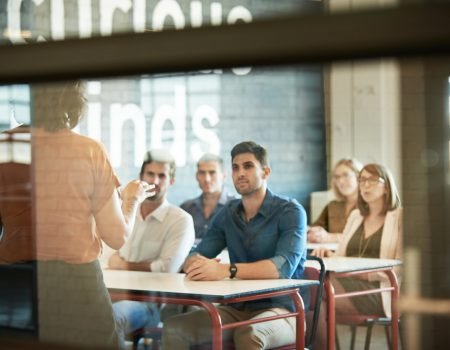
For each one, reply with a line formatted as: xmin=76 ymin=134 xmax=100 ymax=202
xmin=123 ymin=260 xmax=152 ymax=272
xmin=121 ymin=195 xmax=140 ymax=231
xmin=231 ymin=260 xmax=280 ymax=279
xmin=325 ymin=232 xmax=341 ymax=243
xmin=108 ymin=252 xmax=151 ymax=271
xmin=185 ymin=255 xmax=283 ymax=281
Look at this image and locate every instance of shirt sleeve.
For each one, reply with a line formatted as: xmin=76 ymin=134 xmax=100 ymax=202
xmin=150 ymin=212 xmax=195 ymax=273
xmin=269 ymin=200 xmax=307 ymax=278
xmin=192 ymin=209 xmax=227 ymax=258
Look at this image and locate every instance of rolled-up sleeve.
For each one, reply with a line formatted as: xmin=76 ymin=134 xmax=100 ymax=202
xmin=270 ymin=200 xmax=307 ymax=278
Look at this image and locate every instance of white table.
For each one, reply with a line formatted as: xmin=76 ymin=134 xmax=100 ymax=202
xmin=103 ymin=270 xmax=317 ymax=350
xmin=306 ymin=257 xmax=402 ymax=350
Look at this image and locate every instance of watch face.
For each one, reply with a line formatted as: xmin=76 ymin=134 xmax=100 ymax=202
xmin=230 ymin=264 xmax=237 ymax=278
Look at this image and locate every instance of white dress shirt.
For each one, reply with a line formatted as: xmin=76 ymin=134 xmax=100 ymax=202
xmin=118 ymin=200 xmax=195 ymax=272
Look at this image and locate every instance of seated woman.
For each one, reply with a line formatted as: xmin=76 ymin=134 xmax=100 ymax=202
xmin=312 ymin=163 xmax=402 ymax=349
xmin=308 ymin=158 xmax=362 ymax=243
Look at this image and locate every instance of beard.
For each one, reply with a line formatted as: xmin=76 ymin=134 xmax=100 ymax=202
xmin=235 ymin=182 xmax=261 ymax=196
xmin=145 ymin=189 xmax=163 ymax=201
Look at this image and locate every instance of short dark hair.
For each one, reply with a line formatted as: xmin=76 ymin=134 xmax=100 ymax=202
xmin=230 ymin=141 xmax=269 ymax=168
xmin=140 ymin=149 xmax=176 ymax=180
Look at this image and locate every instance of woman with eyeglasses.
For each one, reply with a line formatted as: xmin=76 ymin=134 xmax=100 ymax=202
xmin=308 ymin=158 xmax=362 ymax=243
xmin=312 ymin=163 xmax=402 ymax=349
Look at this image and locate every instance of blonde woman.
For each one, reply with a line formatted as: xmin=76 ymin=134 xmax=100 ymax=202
xmin=308 ymin=158 xmax=362 ymax=243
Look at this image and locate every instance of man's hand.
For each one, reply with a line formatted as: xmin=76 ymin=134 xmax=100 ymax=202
xmin=121 ymin=180 xmax=156 ymax=203
xmin=108 ymin=252 xmax=152 ymax=271
xmin=184 ymin=256 xmax=229 ymax=281
xmin=108 ymin=252 xmax=128 ymax=270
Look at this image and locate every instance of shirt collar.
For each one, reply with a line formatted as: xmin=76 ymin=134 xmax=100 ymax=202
xmin=140 ymin=199 xmax=170 ymax=223
xmin=256 ymin=188 xmax=274 ymax=218
xmin=235 ymin=188 xmax=274 ymax=219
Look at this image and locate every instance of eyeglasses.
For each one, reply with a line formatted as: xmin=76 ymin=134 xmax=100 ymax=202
xmin=358 ymin=176 xmax=385 ymax=186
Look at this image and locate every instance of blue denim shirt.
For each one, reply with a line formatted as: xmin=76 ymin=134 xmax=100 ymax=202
xmin=192 ymin=189 xmax=307 ymax=311
xmin=180 ymin=189 xmax=236 ymax=240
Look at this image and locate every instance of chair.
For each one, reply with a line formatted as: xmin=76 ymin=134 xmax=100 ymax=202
xmin=303 ymin=255 xmax=326 ymax=350
xmin=336 ymin=314 xmax=402 ymax=350
xmin=0 ymin=262 xmax=38 ymax=339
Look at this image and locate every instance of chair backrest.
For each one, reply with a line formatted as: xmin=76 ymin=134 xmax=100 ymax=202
xmin=304 ymin=255 xmax=326 ymax=350
xmin=310 ymin=190 xmax=335 ymax=223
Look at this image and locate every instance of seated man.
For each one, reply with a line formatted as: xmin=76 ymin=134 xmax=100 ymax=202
xmin=107 ymin=149 xmax=195 ymax=348
xmin=162 ymin=141 xmax=307 ymax=350
xmin=180 ymin=153 xmax=236 ymax=244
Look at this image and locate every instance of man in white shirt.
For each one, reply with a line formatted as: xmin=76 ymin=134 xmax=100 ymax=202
xmin=108 ymin=149 xmax=195 ymax=348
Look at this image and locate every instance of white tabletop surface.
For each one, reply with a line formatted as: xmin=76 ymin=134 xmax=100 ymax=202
xmin=306 ymin=256 xmax=402 ymax=273
xmin=103 ymin=270 xmax=317 ymax=300
xmin=307 ymin=242 xmax=339 ymax=251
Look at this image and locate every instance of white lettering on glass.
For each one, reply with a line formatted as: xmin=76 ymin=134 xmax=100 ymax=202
xmin=87 ymin=103 xmax=102 ymax=142
xmin=227 ymin=6 xmax=252 ymax=24
xmin=191 ymin=105 xmax=220 ymax=161
xmin=152 ymin=0 xmax=185 ymax=31
xmin=86 ymin=81 xmax=102 ymax=141
xmin=84 ymin=81 xmax=221 ymax=168
xmin=51 ymin=0 xmax=65 ymax=40
xmin=100 ymin=0 xmax=132 ymax=36
xmin=110 ymin=103 xmax=147 ymax=167
xmin=7 ymin=0 xmax=25 ymax=44
xmin=151 ymin=85 xmax=186 ymax=166
xmin=133 ymin=0 xmax=146 ymax=33
xmin=78 ymin=0 xmax=93 ymax=38
xmin=210 ymin=3 xmax=222 ymax=26
xmin=190 ymin=1 xmax=202 ymax=28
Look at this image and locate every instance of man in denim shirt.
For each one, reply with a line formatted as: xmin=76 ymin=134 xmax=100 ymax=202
xmin=163 ymin=141 xmax=307 ymax=350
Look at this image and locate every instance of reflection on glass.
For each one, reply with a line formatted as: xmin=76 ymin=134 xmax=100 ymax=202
xmin=0 ymin=121 xmax=34 ymax=335
xmin=0 ymin=0 xmax=322 ymax=45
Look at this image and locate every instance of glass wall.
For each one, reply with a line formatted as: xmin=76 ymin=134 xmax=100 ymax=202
xmin=0 ymin=0 xmax=321 ymax=45
xmin=1 ymin=2 xmax=449 ymax=349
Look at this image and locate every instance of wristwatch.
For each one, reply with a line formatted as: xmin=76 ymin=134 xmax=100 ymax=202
xmin=229 ymin=263 xmax=238 ymax=279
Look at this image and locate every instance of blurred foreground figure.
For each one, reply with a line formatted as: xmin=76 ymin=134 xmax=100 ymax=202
xmin=31 ymin=81 xmax=151 ymax=349
xmin=0 ymin=124 xmax=34 ymax=335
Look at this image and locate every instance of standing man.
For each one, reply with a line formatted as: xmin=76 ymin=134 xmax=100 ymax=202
xmin=162 ymin=141 xmax=307 ymax=350
xmin=108 ymin=149 xmax=195 ymax=348
xmin=180 ymin=153 xmax=235 ymax=243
